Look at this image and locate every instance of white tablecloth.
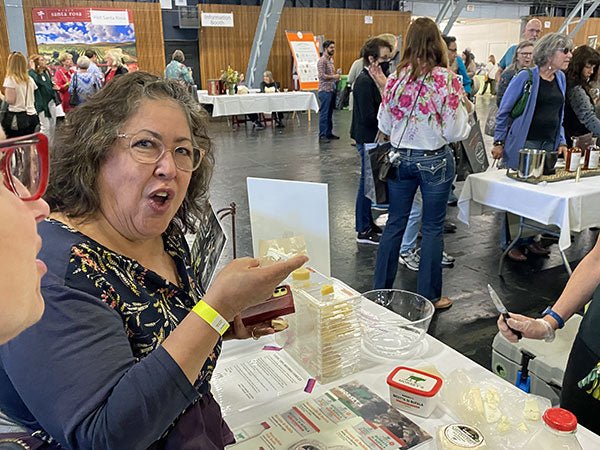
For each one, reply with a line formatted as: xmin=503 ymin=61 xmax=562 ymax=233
xmin=197 ymin=91 xmax=319 ymax=117
xmin=458 ymin=169 xmax=600 ymax=251
xmin=217 ymin=299 xmax=600 ymax=448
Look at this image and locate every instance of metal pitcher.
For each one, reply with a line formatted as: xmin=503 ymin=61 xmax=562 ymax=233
xmin=518 ymin=149 xmax=546 ymax=179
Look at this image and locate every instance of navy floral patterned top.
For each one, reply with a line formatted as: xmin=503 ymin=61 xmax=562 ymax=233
xmin=0 ymin=218 xmax=233 ymax=449
xmin=66 ymin=219 xmax=221 ymax=387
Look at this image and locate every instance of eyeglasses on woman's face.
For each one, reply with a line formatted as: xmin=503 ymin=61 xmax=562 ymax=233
xmin=0 ymin=133 xmax=49 ymax=201
xmin=117 ymin=131 xmax=204 ymax=172
xmin=557 ymin=47 xmax=573 ymax=55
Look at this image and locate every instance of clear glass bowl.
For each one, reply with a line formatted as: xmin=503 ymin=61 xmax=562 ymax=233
xmin=359 ymin=289 xmax=434 ymax=358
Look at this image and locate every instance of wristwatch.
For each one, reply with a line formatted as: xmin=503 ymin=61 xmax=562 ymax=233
xmin=493 ymin=140 xmax=504 ymax=147
xmin=542 ymin=307 xmax=565 ymax=329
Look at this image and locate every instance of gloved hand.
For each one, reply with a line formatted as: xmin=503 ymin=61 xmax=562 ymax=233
xmin=497 ymin=313 xmax=555 ymax=343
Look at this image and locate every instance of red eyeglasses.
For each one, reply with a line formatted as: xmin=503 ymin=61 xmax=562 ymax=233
xmin=0 ymin=133 xmax=49 ymax=201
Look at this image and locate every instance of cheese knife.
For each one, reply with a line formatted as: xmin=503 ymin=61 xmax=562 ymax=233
xmin=487 ymin=284 xmax=522 ymax=339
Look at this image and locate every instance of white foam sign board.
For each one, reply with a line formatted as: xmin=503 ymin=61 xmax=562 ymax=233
xmin=247 ymin=177 xmax=331 ymax=276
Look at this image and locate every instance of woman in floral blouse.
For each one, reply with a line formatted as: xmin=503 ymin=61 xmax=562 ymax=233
xmin=373 ymin=17 xmax=472 ymax=310
xmin=0 ymin=72 xmax=306 ymax=449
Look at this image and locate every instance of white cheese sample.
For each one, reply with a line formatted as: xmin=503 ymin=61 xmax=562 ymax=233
xmin=523 ymin=398 xmax=541 ymax=421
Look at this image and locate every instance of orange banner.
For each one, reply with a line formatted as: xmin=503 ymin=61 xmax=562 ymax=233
xmin=285 ymin=30 xmax=320 ymax=91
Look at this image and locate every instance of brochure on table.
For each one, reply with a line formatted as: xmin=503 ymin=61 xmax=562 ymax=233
xmin=247 ymin=178 xmax=330 ymax=276
xmin=229 ymin=381 xmax=431 ymax=449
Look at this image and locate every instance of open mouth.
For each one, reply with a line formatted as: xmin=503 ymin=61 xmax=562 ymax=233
xmin=150 ymin=190 xmax=173 ymax=206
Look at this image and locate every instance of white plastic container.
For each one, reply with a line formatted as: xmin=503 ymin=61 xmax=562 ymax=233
xmin=386 ymin=366 xmax=443 ymax=417
xmin=437 ymin=424 xmax=487 ymax=449
xmin=524 ymin=408 xmax=582 ymax=449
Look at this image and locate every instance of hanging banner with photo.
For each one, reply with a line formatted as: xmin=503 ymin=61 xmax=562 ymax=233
xmin=32 ymin=7 xmax=138 ymax=71
xmin=285 ymin=30 xmax=320 ymax=91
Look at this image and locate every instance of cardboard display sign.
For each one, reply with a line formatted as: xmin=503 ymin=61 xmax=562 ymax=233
xmin=285 ymin=30 xmax=320 ymax=91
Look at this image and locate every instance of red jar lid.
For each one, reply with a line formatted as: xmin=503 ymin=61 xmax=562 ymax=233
xmin=542 ymin=408 xmax=578 ymax=432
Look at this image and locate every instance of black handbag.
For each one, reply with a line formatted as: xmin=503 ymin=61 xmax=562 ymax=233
xmin=69 ymin=75 xmax=79 ymax=107
xmin=368 ymin=142 xmax=393 ymax=204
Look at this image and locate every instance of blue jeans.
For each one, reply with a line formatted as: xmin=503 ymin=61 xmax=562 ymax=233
xmin=400 ymin=191 xmax=422 ymax=254
xmin=318 ymin=91 xmax=335 ymax=137
xmin=373 ymin=146 xmax=455 ymax=302
xmin=355 ymin=143 xmax=374 ymax=233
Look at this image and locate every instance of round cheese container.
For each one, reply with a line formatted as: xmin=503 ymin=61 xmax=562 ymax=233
xmin=437 ymin=424 xmax=487 ymax=449
xmin=386 ymin=366 xmax=443 ymax=417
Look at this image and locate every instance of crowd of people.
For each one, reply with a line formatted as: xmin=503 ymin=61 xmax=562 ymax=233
xmin=2 ymin=15 xmax=600 ymax=448
xmin=1 ymin=49 xmax=128 ymax=142
xmin=345 ymin=17 xmax=600 ymax=434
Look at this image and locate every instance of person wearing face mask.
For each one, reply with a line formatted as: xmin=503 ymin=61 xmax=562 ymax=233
xmin=347 ymin=33 xmax=395 ymax=115
xmin=0 ymin=127 xmax=50 ymax=344
xmin=350 ymin=37 xmax=393 ymax=245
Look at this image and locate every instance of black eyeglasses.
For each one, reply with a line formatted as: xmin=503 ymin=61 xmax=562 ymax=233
xmin=558 ymin=47 xmax=573 ymax=55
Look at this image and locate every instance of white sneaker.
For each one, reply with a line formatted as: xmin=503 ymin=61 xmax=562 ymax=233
xmin=375 ymin=213 xmax=388 ymax=228
xmin=399 ymin=249 xmax=420 ymax=271
xmin=442 ymin=251 xmax=455 ymax=267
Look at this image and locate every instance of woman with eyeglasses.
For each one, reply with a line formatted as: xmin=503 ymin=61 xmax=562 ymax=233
xmin=0 ymin=128 xmax=49 ymax=344
xmin=2 ymin=52 xmax=40 ymax=138
xmin=0 ymin=72 xmax=306 ymax=448
xmin=495 ymin=40 xmax=534 ymax=106
xmin=493 ymin=33 xmax=572 ymax=262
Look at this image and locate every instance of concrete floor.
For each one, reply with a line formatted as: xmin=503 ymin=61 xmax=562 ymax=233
xmin=206 ymin=95 xmax=597 ymax=371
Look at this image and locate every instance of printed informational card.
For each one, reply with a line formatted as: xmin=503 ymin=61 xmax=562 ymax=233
xmin=229 ymin=380 xmax=432 ymax=449
xmin=212 ymin=352 xmax=310 ymax=417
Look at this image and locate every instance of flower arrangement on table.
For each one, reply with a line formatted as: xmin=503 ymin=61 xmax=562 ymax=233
xmin=220 ymin=66 xmax=241 ymax=95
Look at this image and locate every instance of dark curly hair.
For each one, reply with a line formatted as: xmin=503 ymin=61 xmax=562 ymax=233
xmin=45 ymin=71 xmax=214 ymax=233
xmin=566 ymin=45 xmax=600 ymax=94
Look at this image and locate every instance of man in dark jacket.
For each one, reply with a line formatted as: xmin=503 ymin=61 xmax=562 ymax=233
xmin=350 ymin=37 xmax=392 ymax=245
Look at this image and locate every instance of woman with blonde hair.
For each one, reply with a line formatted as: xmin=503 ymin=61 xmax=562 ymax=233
xmin=53 ymin=52 xmax=73 ymax=114
xmin=104 ymin=49 xmax=128 ymax=85
xmin=373 ymin=17 xmax=472 ymax=310
xmin=2 ymin=52 xmax=39 ymax=138
xmin=29 ymin=54 xmax=57 ymax=137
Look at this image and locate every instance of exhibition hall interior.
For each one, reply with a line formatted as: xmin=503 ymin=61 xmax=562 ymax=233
xmin=2 ymin=0 xmax=600 ymax=448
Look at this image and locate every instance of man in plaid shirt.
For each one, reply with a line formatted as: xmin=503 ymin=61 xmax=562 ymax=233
xmin=317 ymin=40 xmax=341 ymax=143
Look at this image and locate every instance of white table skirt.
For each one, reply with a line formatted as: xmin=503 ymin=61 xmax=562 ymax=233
xmin=458 ymin=169 xmax=600 ymax=251
xmin=197 ymin=91 xmax=319 ymax=117
xmin=217 ymin=298 xmax=600 ymax=448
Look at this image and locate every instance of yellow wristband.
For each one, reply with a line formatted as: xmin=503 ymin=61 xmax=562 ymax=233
xmin=192 ymin=300 xmax=230 ymax=336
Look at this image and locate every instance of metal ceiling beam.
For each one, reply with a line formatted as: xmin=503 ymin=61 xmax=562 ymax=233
xmin=245 ymin=0 xmax=286 ymax=89
xmin=435 ymin=0 xmax=453 ymax=25
xmin=568 ymin=0 xmax=600 ymax=37
xmin=558 ymin=0 xmax=594 ymax=34
xmin=442 ymin=0 xmax=469 ymax=36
